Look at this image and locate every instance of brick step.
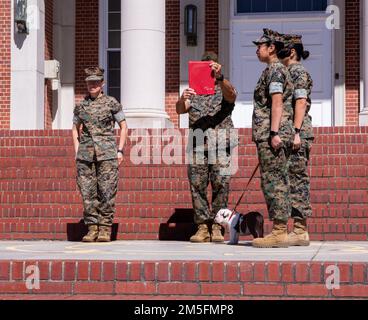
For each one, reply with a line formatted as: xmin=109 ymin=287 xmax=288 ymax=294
xmin=0 ymin=204 xmax=367 ymax=219
xmin=0 ymin=153 xmax=367 ymax=169
xmin=1 ymin=145 xmax=367 ymax=159
xmin=1 ymin=217 xmax=367 ymax=224
xmin=0 ymin=126 xmax=366 ymax=137
xmin=0 ymin=220 xmax=367 ymax=241
xmin=1 ymin=190 xmax=367 ymax=205
xmin=0 ymin=177 xmax=367 ymax=191
xmin=0 ymin=259 xmax=367 ymax=299
xmin=0 ymin=165 xmax=367 ymax=179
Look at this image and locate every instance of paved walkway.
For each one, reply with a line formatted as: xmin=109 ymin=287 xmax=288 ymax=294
xmin=0 ymin=241 xmax=367 ymax=262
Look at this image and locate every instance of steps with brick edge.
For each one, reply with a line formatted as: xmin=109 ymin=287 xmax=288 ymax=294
xmin=0 ymin=240 xmax=367 ymax=300
xmin=0 ymin=127 xmax=367 ymax=240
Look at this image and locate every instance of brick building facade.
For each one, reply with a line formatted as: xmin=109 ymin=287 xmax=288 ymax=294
xmin=0 ymin=0 xmax=367 ymax=129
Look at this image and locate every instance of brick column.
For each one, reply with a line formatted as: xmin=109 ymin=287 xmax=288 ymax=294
xmin=75 ymin=0 xmax=99 ymax=104
xmin=0 ymin=0 xmax=11 ymax=129
xmin=360 ymin=0 xmax=368 ymax=125
xmin=165 ymin=0 xmax=180 ymax=127
xmin=345 ymin=0 xmax=360 ymax=126
xmin=44 ymin=0 xmax=53 ymax=129
xmin=205 ymin=0 xmax=219 ymax=53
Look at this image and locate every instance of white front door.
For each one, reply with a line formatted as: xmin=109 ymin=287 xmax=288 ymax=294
xmin=231 ymin=18 xmax=333 ymax=128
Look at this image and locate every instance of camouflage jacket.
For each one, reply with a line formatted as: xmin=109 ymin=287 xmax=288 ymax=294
xmin=188 ymin=85 xmax=238 ymax=152
xmin=252 ymin=61 xmax=295 ymax=143
xmin=288 ymin=63 xmax=314 ymax=139
xmin=73 ymin=94 xmax=126 ymax=162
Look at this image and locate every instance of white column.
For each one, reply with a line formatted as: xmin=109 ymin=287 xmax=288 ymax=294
xmin=360 ymin=0 xmax=368 ymax=125
xmin=52 ymin=0 xmax=76 ymax=129
xmin=121 ymin=0 xmax=172 ymax=128
xmin=11 ymin=0 xmax=45 ymax=129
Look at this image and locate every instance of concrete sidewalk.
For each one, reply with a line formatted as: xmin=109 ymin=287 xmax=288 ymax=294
xmin=0 ymin=241 xmax=367 ymax=262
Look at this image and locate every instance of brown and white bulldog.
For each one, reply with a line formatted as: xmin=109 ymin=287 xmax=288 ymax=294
xmin=215 ymin=209 xmax=264 ymax=245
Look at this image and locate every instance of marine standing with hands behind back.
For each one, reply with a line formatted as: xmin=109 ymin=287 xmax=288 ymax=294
xmin=72 ymin=67 xmax=128 ymax=243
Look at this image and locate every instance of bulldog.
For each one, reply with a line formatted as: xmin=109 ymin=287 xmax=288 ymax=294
xmin=215 ymin=209 xmax=264 ymax=245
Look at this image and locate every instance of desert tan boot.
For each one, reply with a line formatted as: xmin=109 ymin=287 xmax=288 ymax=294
xmin=190 ymin=224 xmax=211 ymax=243
xmin=211 ymin=223 xmax=224 ymax=243
xmin=97 ymin=226 xmax=112 ymax=242
xmin=252 ymin=220 xmax=289 ymax=248
xmin=288 ymin=219 xmax=310 ymax=246
xmin=82 ymin=225 xmax=99 ymax=242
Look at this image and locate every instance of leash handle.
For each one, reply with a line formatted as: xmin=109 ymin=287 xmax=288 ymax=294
xmin=233 ymin=163 xmax=260 ymax=212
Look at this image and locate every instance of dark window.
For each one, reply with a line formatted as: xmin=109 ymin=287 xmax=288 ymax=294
xmin=108 ymin=0 xmax=120 ymax=49
xmin=236 ymin=0 xmax=328 ymax=13
xmin=107 ymin=0 xmax=121 ymax=102
xmin=108 ymin=51 xmax=121 ymax=102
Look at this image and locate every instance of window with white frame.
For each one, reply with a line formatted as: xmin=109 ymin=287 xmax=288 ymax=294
xmin=105 ymin=0 xmax=121 ymax=102
xmin=236 ymin=0 xmax=328 ymax=14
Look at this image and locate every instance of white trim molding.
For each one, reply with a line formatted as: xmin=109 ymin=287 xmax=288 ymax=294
xmin=333 ymin=0 xmax=346 ymax=126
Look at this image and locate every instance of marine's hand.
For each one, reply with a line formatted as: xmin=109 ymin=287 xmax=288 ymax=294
xmin=118 ymin=152 xmax=124 ymax=166
xmin=210 ymin=62 xmax=222 ymax=79
xmin=271 ymin=135 xmax=283 ymax=150
xmin=181 ymin=88 xmax=196 ymax=101
xmin=293 ymin=134 xmax=301 ymax=151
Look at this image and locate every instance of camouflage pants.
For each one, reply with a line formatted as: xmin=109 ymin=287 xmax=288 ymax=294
xmin=76 ymin=159 xmax=119 ymax=227
xmin=289 ymin=139 xmax=313 ymax=220
xmin=188 ymin=150 xmax=232 ymax=224
xmin=257 ymin=141 xmax=291 ymax=223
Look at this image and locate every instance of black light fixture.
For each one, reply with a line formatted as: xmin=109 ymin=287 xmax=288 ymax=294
xmin=15 ymin=0 xmax=28 ymax=34
xmin=184 ymin=5 xmax=197 ymax=46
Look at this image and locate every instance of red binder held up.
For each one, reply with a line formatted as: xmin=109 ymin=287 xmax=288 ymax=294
xmin=189 ymin=61 xmax=215 ymax=95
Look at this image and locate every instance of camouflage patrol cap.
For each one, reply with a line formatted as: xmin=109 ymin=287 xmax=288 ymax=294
xmin=253 ymin=28 xmax=283 ymax=45
xmin=201 ymin=51 xmax=219 ymax=63
xmin=85 ymin=67 xmax=105 ymax=82
xmin=282 ymin=34 xmax=303 ymax=48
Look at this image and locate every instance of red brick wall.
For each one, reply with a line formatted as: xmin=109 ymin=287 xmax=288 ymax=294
xmin=0 ymin=127 xmax=367 ymax=241
xmin=165 ymin=0 xmax=180 ymax=127
xmin=205 ymin=0 xmax=219 ymax=54
xmin=345 ymin=0 xmax=360 ymax=126
xmin=44 ymin=0 xmax=54 ymax=129
xmin=0 ymin=0 xmax=11 ymax=129
xmin=75 ymin=0 xmax=99 ymax=104
xmin=0 ymin=260 xmax=367 ymax=299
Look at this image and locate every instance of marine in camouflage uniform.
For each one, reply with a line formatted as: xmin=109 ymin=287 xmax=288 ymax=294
xmin=73 ymin=67 xmax=126 ymax=242
xmin=251 ymin=29 xmax=295 ymax=248
xmin=288 ymin=62 xmax=313 ymax=219
xmin=178 ymin=52 xmax=238 ymax=243
xmin=280 ymin=34 xmax=314 ymax=246
xmin=188 ymin=85 xmax=237 ymax=223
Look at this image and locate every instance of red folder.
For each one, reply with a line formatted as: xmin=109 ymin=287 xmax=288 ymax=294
xmin=189 ymin=61 xmax=215 ymax=95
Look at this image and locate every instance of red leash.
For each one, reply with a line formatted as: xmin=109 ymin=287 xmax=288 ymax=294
xmin=229 ymin=163 xmax=260 ymax=220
